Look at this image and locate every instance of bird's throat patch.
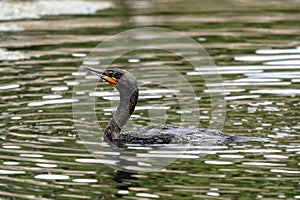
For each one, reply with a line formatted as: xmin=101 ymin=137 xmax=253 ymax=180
xmin=104 ymin=77 xmax=117 ymax=87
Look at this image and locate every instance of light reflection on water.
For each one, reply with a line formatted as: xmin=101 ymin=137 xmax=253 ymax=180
xmin=0 ymin=83 xmax=20 ymax=90
xmin=256 ymin=48 xmax=300 ymax=54
xmin=27 ymin=98 xmax=78 ymax=107
xmin=0 ymin=0 xmax=112 ymax=21
xmin=265 ymin=60 xmax=300 ymax=65
xmin=35 ymin=174 xmax=70 ymax=180
xmin=0 ymin=0 xmax=299 ymax=199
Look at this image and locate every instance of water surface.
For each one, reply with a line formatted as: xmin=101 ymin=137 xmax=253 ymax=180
xmin=0 ymin=0 xmax=299 ymax=199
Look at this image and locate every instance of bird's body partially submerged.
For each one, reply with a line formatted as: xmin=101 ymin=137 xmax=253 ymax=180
xmin=106 ymin=124 xmax=266 ymax=147
xmin=86 ymin=67 xmax=267 ymax=147
xmin=106 ymin=125 xmax=229 ymax=147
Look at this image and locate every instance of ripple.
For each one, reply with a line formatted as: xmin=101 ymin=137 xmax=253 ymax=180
xmin=83 ymin=60 xmax=100 ymax=66
xmin=73 ymin=179 xmax=98 ymax=183
xmin=3 ymin=161 xmax=20 ymax=165
xmin=0 ymin=169 xmax=26 ymax=175
xmin=206 ymin=192 xmax=220 ymax=197
xmin=0 ymin=84 xmax=20 ymax=90
xmin=89 ymin=91 xmax=117 ymax=97
xmin=36 ymin=163 xmax=58 ymax=168
xmin=38 ymin=138 xmax=65 ymax=143
xmin=246 ymin=71 xmax=300 ymax=79
xmin=176 ymin=110 xmax=193 ymax=114
xmin=256 ymin=48 xmax=300 ymax=54
xmin=118 ymin=190 xmax=129 ymax=195
xmin=3 ymin=145 xmax=21 ymax=149
xmin=128 ymin=58 xmax=140 ymax=63
xmin=0 ymin=24 xmax=24 ymax=31
xmin=72 ymin=53 xmax=87 ymax=58
xmin=270 ymin=169 xmax=300 ymax=174
xmin=207 ymin=82 xmax=290 ymax=87
xmin=292 ymin=79 xmax=300 ymax=82
xmin=268 ymin=133 xmax=294 ymax=139
xmin=42 ymin=94 xmax=62 ymax=99
xmin=241 ymin=149 xmax=281 ymax=153
xmin=93 ymin=151 xmax=120 ymax=156
xmin=197 ymin=37 xmax=207 ymax=42
xmin=20 ymin=154 xmax=43 ymax=158
xmin=225 ymin=95 xmax=260 ymax=100
xmin=198 ymin=65 xmax=300 ymax=71
xmin=231 ymin=78 xmax=281 ymax=82
xmin=0 ymin=49 xmax=26 ymax=61
xmin=235 ymin=54 xmax=300 ymax=62
xmin=28 ymin=98 xmax=78 ymax=107
xmin=204 ymin=88 xmax=245 ymax=93
xmin=136 ymin=193 xmax=160 ymax=199
xmin=139 ymin=95 xmax=163 ymax=99
xmin=137 ymin=153 xmax=198 ymax=159
xmin=35 ymin=174 xmax=70 ymax=180
xmin=72 ymin=72 xmax=87 ymax=76
xmin=263 ymin=106 xmax=279 ymax=112
xmin=204 ymin=160 xmax=233 ymax=165
xmin=219 ymin=154 xmax=244 ymax=159
xmin=242 ymin=162 xmax=285 ymax=166
xmin=66 ymin=81 xmax=79 ymax=86
xmin=11 ymin=116 xmax=22 ymax=120
xmin=0 ymin=0 xmax=112 ymax=21
xmin=187 ymin=70 xmax=263 ymax=75
xmin=139 ymin=89 xmax=180 ymax=94
xmin=250 ymin=89 xmax=300 ymax=95
xmin=75 ymin=158 xmax=117 ymax=165
xmin=265 ymin=60 xmax=300 ymax=65
xmin=247 ymin=107 xmax=257 ymax=113
xmin=264 ymin=155 xmax=289 ymax=159
xmin=216 ymin=149 xmax=281 ymax=154
xmin=248 ymin=101 xmax=273 ymax=106
xmin=51 ymin=86 xmax=69 ymax=91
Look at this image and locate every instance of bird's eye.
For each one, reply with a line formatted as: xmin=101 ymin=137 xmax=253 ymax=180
xmin=106 ymin=70 xmax=115 ymax=77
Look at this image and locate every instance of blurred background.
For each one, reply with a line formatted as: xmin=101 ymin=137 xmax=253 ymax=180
xmin=0 ymin=0 xmax=299 ymax=199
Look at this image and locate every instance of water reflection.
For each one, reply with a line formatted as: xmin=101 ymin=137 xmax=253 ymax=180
xmin=3 ymin=161 xmax=20 ymax=166
xmin=35 ymin=174 xmax=70 ymax=180
xmin=36 ymin=163 xmax=58 ymax=168
xmin=73 ymin=178 xmax=98 ymax=183
xmin=0 ymin=0 xmax=112 ymax=20
xmin=256 ymin=48 xmax=300 ymax=54
xmin=0 ymin=49 xmax=26 ymax=61
xmin=0 ymin=169 xmax=26 ymax=175
xmin=0 ymin=0 xmax=299 ymax=199
xmin=27 ymin=98 xmax=78 ymax=107
xmin=235 ymin=54 xmax=300 ymax=62
xmin=250 ymin=89 xmax=300 ymax=95
xmin=265 ymin=60 xmax=300 ymax=65
xmin=0 ymin=83 xmax=20 ymax=90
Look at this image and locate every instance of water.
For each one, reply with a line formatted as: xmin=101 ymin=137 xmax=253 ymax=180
xmin=0 ymin=0 xmax=300 ymax=199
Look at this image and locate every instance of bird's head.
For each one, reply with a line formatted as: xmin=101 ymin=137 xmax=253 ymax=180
xmin=85 ymin=67 xmax=138 ymax=117
xmin=85 ymin=67 xmax=126 ymax=87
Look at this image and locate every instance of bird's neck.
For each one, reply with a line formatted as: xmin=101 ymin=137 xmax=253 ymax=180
xmin=104 ymin=88 xmax=138 ymax=142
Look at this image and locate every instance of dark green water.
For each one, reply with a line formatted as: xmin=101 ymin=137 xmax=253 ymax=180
xmin=0 ymin=0 xmax=299 ymax=199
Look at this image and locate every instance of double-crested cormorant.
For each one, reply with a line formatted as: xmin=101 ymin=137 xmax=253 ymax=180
xmin=86 ymin=67 xmax=266 ymax=147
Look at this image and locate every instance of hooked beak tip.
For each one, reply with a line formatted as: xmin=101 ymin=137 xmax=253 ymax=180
xmin=84 ymin=67 xmax=104 ymax=74
xmin=85 ymin=67 xmax=117 ymax=87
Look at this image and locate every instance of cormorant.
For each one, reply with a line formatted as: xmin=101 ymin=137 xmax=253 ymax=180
xmin=85 ymin=67 xmax=266 ymax=147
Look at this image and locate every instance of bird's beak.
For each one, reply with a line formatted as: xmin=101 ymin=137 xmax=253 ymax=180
xmin=85 ymin=67 xmax=117 ymax=87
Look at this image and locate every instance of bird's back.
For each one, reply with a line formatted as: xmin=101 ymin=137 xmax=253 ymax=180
xmin=112 ymin=125 xmax=229 ymax=147
xmin=110 ymin=125 xmax=267 ymax=147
